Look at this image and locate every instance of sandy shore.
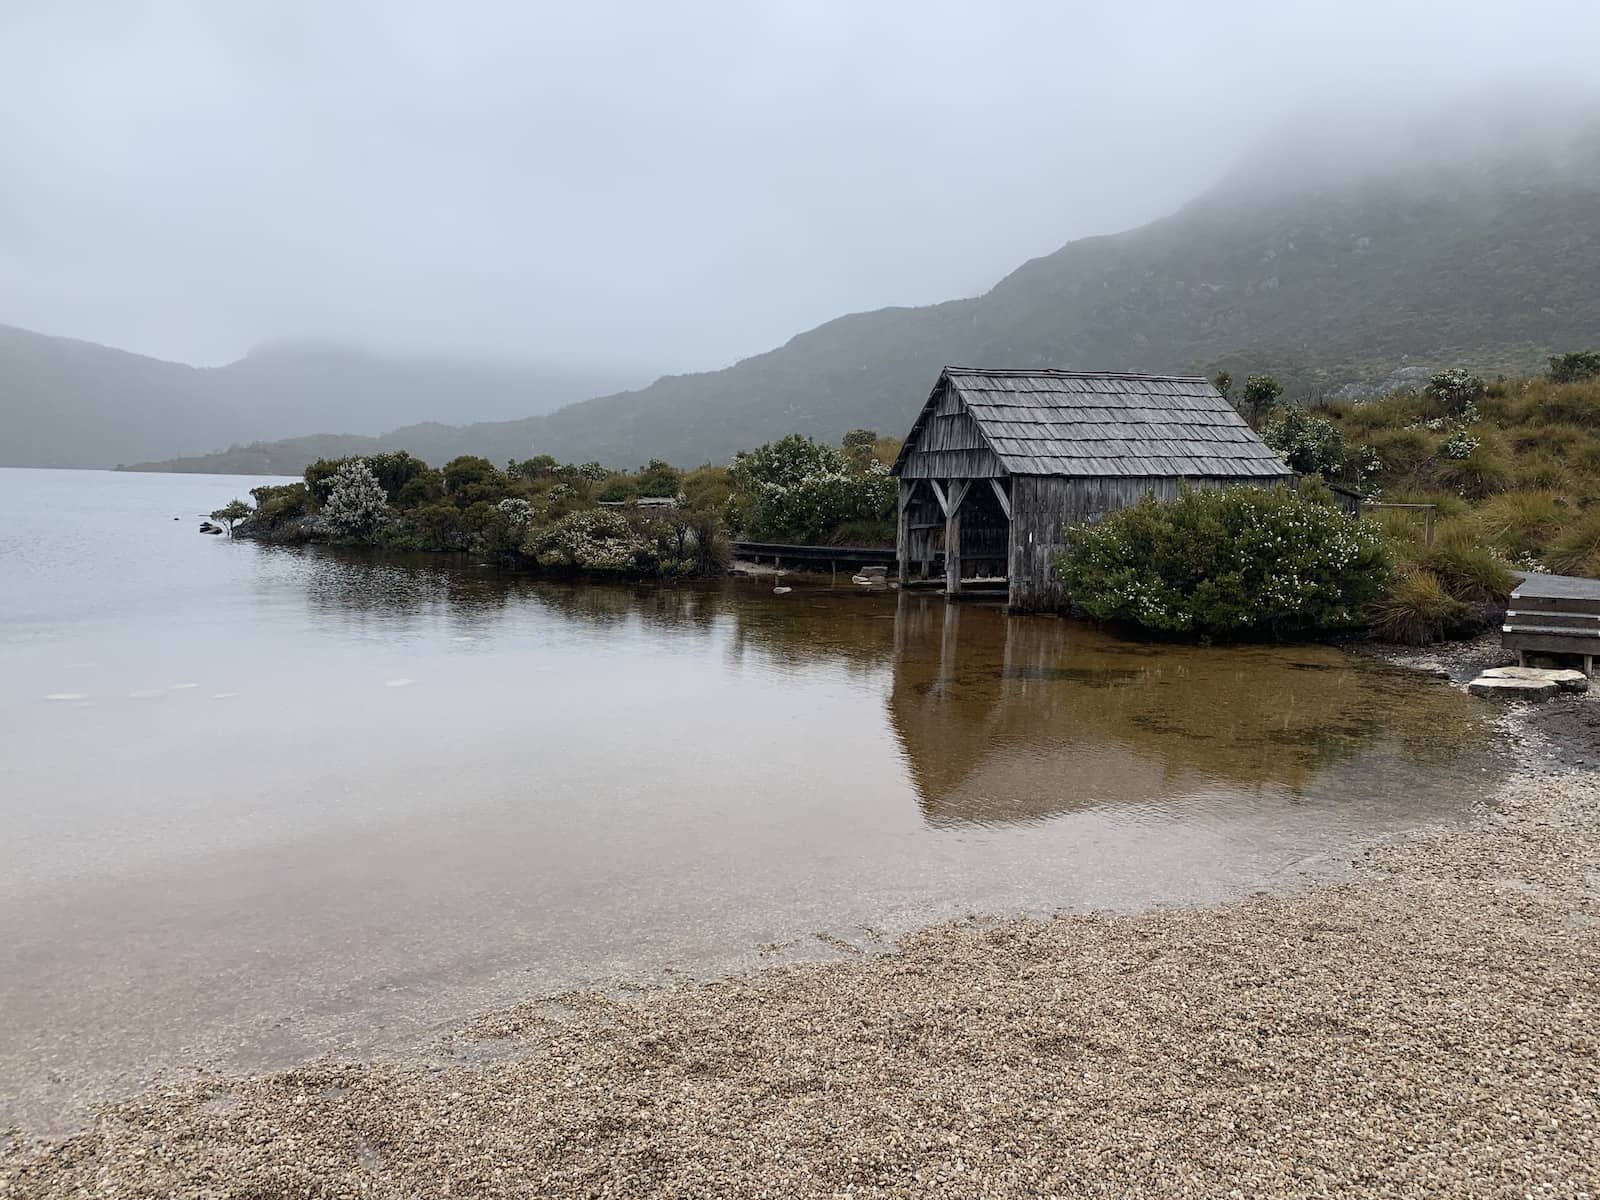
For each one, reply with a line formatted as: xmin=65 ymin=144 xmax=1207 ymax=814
xmin=5 ymin=716 xmax=1599 ymax=1196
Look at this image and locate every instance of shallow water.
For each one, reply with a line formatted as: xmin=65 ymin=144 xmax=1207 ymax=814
xmin=0 ymin=467 xmax=1508 ymax=1132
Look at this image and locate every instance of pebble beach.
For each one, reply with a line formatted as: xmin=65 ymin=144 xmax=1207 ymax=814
xmin=4 ymin=697 xmax=1598 ymax=1198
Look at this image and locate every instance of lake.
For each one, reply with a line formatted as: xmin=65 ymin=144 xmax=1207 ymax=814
xmin=0 ymin=467 xmax=1508 ymax=1133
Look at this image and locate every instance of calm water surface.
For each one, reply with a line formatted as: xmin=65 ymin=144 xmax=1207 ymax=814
xmin=0 ymin=467 xmax=1508 ymax=1132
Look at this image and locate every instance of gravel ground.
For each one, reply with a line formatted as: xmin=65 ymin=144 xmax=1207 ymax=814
xmin=4 ymin=761 xmax=1597 ymax=1199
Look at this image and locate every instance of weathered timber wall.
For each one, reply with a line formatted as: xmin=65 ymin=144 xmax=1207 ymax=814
xmin=899 ymin=479 xmax=946 ymax=580
xmin=898 ymin=383 xmax=1006 ymax=479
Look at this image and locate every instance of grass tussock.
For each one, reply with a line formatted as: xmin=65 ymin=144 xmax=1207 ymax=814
xmin=1415 ymin=523 xmax=1518 ymax=604
xmin=1474 ymin=491 xmax=1567 ymax=560
xmin=1545 ymin=510 xmax=1600 ymax=578
xmin=1367 ymin=568 xmax=1473 ymax=645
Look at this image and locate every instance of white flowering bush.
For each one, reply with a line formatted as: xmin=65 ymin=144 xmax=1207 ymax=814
xmin=1057 ymin=485 xmax=1390 ymax=638
xmin=524 ymin=509 xmax=654 ymax=573
xmin=321 ymin=458 xmax=391 ymax=542
xmin=495 ymin=497 xmax=533 ymax=529
xmin=1261 ymin=409 xmax=1357 ymax=480
xmin=1426 ymin=368 xmax=1486 ymax=416
xmin=1441 ymin=429 xmax=1481 ymax=460
xmin=729 ymin=434 xmax=896 ymax=543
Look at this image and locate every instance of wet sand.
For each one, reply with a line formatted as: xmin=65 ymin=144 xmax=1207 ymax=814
xmin=4 ymin=715 xmax=1596 ymax=1198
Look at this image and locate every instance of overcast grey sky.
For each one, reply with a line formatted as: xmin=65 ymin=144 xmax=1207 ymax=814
xmin=2 ymin=0 xmax=1597 ymax=373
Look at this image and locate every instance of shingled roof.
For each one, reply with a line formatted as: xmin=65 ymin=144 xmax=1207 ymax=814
xmin=893 ymin=367 xmax=1293 ymax=478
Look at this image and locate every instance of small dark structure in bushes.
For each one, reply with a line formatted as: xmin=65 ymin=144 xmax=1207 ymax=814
xmin=891 ymin=368 xmax=1293 ymax=611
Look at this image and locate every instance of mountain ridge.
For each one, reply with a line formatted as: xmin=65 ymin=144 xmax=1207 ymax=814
xmin=17 ymin=132 xmax=1600 ymax=475
xmin=0 ymin=326 xmax=641 ymax=469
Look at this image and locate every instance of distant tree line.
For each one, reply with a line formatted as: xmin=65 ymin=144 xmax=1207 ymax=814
xmin=220 ymin=429 xmax=902 ymax=578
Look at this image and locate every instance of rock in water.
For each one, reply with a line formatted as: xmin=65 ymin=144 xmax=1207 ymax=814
xmin=1479 ymin=666 xmax=1589 ymax=693
xmin=1467 ymin=675 xmax=1560 ymax=701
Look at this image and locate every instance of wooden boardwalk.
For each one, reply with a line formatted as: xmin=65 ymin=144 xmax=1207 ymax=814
xmin=1503 ymin=572 xmax=1600 ymax=670
xmin=733 ymin=541 xmax=897 ymax=572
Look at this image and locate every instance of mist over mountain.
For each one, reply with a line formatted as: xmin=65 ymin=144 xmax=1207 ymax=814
xmin=123 ymin=124 xmax=1600 ymax=475
xmin=0 ymin=329 xmax=641 ymax=468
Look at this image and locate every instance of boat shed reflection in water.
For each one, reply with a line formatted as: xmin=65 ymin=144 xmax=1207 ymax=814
xmin=884 ymin=591 xmax=1494 ymax=829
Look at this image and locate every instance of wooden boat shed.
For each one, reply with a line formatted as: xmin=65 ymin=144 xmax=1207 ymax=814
xmin=891 ymin=367 xmax=1295 ymax=611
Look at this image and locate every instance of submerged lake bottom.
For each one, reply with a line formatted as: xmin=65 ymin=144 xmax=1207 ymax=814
xmin=0 ymin=469 xmax=1511 ymax=1133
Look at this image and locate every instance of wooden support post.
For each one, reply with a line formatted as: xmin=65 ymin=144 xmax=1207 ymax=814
xmin=946 ymin=505 xmax=961 ymax=595
xmin=897 ymin=480 xmax=913 ymax=584
xmin=989 ymin=477 xmax=1011 ymax=521
xmin=944 ymin=479 xmax=970 ymax=597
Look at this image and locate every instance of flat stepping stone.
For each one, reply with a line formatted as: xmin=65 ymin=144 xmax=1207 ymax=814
xmin=1467 ymin=675 xmax=1560 ymax=701
xmin=1479 ymin=666 xmax=1589 ymax=693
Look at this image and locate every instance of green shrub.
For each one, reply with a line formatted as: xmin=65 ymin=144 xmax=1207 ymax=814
xmin=595 ymin=475 xmax=637 ymax=503
xmin=524 ymin=509 xmax=655 ymax=574
xmin=1548 ymin=351 xmax=1600 ymax=383
xmin=635 ymin=509 xmax=731 ymax=576
xmin=1368 ymin=569 xmax=1473 ymax=645
xmin=1241 ymin=374 xmax=1283 ymax=423
xmin=401 ymin=502 xmax=474 ymax=552
xmin=442 ymin=456 xmax=506 ymax=505
xmin=1416 ymin=523 xmax=1517 ymax=604
xmin=681 ymin=465 xmax=735 ymax=514
xmin=1056 ymin=485 xmax=1389 ymax=639
xmin=1260 ymin=408 xmax=1356 ymax=479
xmin=1425 ymin=368 xmax=1486 ymax=416
xmin=521 ymin=506 xmax=727 ymax=578
xmin=1474 ymin=492 xmax=1566 ymax=559
xmin=209 ymin=499 xmax=252 ymax=534
xmin=248 ymin=482 xmax=314 ymax=527
xmin=730 ymin=434 xmax=896 ymax=543
xmin=303 ymin=457 xmax=351 ymax=504
xmin=395 ymin=471 xmax=446 ymax=509
xmin=634 ymin=458 xmax=683 ymax=498
xmin=508 ymin=454 xmax=561 ymax=480
xmin=1545 ymin=510 xmax=1600 ymax=577
xmin=364 ymin=450 xmax=435 ymax=501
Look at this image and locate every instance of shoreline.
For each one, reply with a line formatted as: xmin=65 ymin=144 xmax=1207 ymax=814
xmin=4 ymin=689 xmax=1598 ymax=1196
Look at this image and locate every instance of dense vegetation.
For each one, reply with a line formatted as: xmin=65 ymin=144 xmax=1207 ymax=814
xmin=1306 ymin=361 xmax=1600 ymax=642
xmin=227 ymin=430 xmax=899 ymax=578
xmin=124 ymin=135 xmax=1600 ymax=476
xmin=1057 ymin=484 xmax=1389 ymax=639
xmin=1063 ymin=357 xmax=1599 ymax=642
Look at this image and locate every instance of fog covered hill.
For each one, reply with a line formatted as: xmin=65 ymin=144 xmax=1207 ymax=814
xmin=84 ymin=131 xmax=1600 ymax=475
xmin=0 ymin=328 xmax=639 ymax=468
